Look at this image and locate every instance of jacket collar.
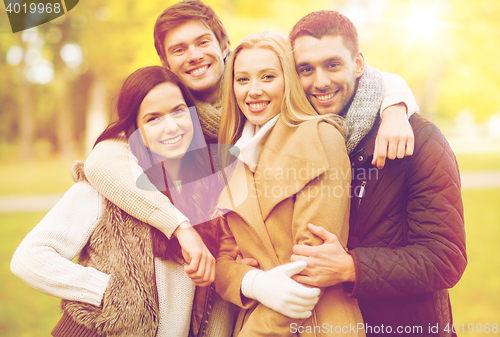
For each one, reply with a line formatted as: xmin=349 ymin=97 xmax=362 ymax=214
xmin=350 ymin=117 xmax=380 ymax=168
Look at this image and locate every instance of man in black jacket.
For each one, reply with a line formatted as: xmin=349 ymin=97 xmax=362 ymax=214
xmin=289 ymin=10 xmax=466 ymax=337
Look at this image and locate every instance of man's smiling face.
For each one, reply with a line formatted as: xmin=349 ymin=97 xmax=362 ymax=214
xmin=163 ymin=19 xmax=228 ymax=101
xmin=293 ymin=34 xmax=364 ymax=116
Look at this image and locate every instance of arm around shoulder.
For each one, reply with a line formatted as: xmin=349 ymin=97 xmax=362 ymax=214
xmin=381 ymin=72 xmax=419 ymax=117
xmin=84 ymin=137 xmax=189 ymax=238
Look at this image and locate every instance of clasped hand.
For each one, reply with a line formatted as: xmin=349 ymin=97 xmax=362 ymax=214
xmin=290 ymin=223 xmax=355 ymax=287
xmin=174 ymin=222 xmax=215 ymax=287
xmin=241 ymin=261 xmax=320 ymax=319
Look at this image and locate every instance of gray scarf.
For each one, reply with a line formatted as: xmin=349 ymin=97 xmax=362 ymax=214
xmin=343 ymin=63 xmax=384 ymax=154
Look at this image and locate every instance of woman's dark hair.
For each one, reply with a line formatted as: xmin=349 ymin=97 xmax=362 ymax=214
xmin=95 ymin=66 xmax=196 ymax=144
xmin=94 ymin=66 xmax=219 ymax=263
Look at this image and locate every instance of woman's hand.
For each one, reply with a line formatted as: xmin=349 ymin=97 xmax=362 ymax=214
xmin=174 ymin=221 xmax=215 ymax=287
xmin=235 ymin=245 xmax=259 ymax=267
xmin=241 ymin=261 xmax=320 ymax=319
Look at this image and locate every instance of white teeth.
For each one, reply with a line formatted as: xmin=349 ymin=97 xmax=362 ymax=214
xmin=160 ymin=135 xmax=182 ymax=145
xmin=316 ymin=93 xmax=335 ymax=101
xmin=249 ymin=102 xmax=268 ymax=109
xmin=190 ymin=65 xmax=208 ymax=76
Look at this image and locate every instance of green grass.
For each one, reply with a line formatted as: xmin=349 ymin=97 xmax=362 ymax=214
xmin=1 ymin=188 xmax=499 ymax=336
xmin=456 ymin=152 xmax=500 ymax=172
xmin=449 ymin=188 xmax=500 ymax=335
xmin=0 ymin=212 xmax=61 ymax=337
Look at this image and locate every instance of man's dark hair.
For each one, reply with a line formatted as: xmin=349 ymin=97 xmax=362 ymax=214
xmin=289 ymin=10 xmax=359 ymax=58
xmin=154 ymin=0 xmax=229 ymax=66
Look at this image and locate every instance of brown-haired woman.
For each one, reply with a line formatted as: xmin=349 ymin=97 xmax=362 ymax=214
xmin=11 ymin=66 xmax=233 ymax=337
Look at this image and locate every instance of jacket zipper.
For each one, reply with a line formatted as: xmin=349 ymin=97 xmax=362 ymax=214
xmin=358 ymin=181 xmax=367 ymax=207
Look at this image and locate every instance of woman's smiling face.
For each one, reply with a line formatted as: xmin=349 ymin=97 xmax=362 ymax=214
xmin=136 ymin=82 xmax=194 ymax=161
xmin=233 ymin=47 xmax=285 ymax=126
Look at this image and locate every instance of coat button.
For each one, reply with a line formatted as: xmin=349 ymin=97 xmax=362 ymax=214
xmin=358 ymin=155 xmax=364 ymax=162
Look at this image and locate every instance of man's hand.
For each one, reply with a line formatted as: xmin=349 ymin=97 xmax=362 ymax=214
xmin=235 ymin=246 xmax=259 ymax=267
xmin=174 ymin=221 xmax=215 ymax=287
xmin=291 ymin=223 xmax=355 ymax=288
xmin=372 ymin=103 xmax=414 ymax=169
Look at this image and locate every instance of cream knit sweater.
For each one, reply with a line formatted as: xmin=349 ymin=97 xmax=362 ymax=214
xmin=83 ymin=72 xmax=418 ymax=233
xmin=11 ymin=182 xmax=195 ymax=337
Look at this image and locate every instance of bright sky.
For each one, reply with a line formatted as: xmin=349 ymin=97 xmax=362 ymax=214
xmin=405 ymin=6 xmax=443 ymax=41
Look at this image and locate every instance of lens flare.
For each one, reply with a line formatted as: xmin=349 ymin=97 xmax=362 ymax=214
xmin=406 ymin=7 xmax=441 ymax=41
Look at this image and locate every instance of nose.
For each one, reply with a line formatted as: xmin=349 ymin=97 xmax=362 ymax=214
xmin=249 ymin=80 xmax=263 ymax=98
xmin=313 ymin=68 xmax=330 ymax=91
xmin=186 ymin=45 xmax=203 ymax=63
xmin=162 ymin=115 xmax=180 ymax=133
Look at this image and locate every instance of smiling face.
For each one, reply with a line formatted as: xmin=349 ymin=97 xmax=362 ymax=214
xmin=136 ymin=82 xmax=194 ymax=162
xmin=163 ymin=20 xmax=228 ymax=103
xmin=233 ymin=48 xmax=285 ymax=126
xmin=293 ymin=34 xmax=364 ymax=116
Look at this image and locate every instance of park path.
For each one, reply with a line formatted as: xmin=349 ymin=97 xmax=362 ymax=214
xmin=1 ymin=171 xmax=500 ymax=213
xmin=0 ymin=194 xmax=64 ymax=213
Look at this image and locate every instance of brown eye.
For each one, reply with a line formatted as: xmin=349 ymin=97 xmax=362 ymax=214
xmin=148 ymin=116 xmax=164 ymax=124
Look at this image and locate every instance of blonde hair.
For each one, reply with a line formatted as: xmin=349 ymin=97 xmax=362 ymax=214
xmin=218 ymin=31 xmax=342 ymax=146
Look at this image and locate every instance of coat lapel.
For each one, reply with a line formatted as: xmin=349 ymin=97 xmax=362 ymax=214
xmin=217 ymin=160 xmax=279 ymax=264
xmin=256 ymin=118 xmax=331 ymax=220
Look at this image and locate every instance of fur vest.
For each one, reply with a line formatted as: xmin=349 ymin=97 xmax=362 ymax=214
xmin=58 ymin=161 xmax=160 ymax=337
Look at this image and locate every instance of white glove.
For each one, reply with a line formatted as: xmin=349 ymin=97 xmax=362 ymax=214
xmin=241 ymin=261 xmax=320 ymax=319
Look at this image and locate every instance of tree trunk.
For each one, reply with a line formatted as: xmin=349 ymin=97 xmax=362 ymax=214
xmin=85 ymin=75 xmax=108 ymax=155
xmin=19 ymin=75 xmax=34 ymax=162
xmin=55 ymin=71 xmax=75 ymax=160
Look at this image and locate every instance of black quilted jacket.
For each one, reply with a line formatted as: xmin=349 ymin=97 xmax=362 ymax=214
xmin=346 ymin=113 xmax=467 ymax=337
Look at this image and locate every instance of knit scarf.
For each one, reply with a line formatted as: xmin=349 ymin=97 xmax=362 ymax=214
xmin=343 ymin=64 xmax=384 ymax=154
xmin=194 ymin=98 xmax=222 ymax=144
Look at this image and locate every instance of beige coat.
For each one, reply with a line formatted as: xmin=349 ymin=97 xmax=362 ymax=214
xmin=215 ymin=117 xmax=364 ymax=337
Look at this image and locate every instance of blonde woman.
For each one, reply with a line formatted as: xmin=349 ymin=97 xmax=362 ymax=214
xmin=215 ymin=31 xmax=364 ymax=336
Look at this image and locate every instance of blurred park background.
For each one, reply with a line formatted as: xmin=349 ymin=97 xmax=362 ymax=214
xmin=1 ymin=0 xmax=500 ymax=335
